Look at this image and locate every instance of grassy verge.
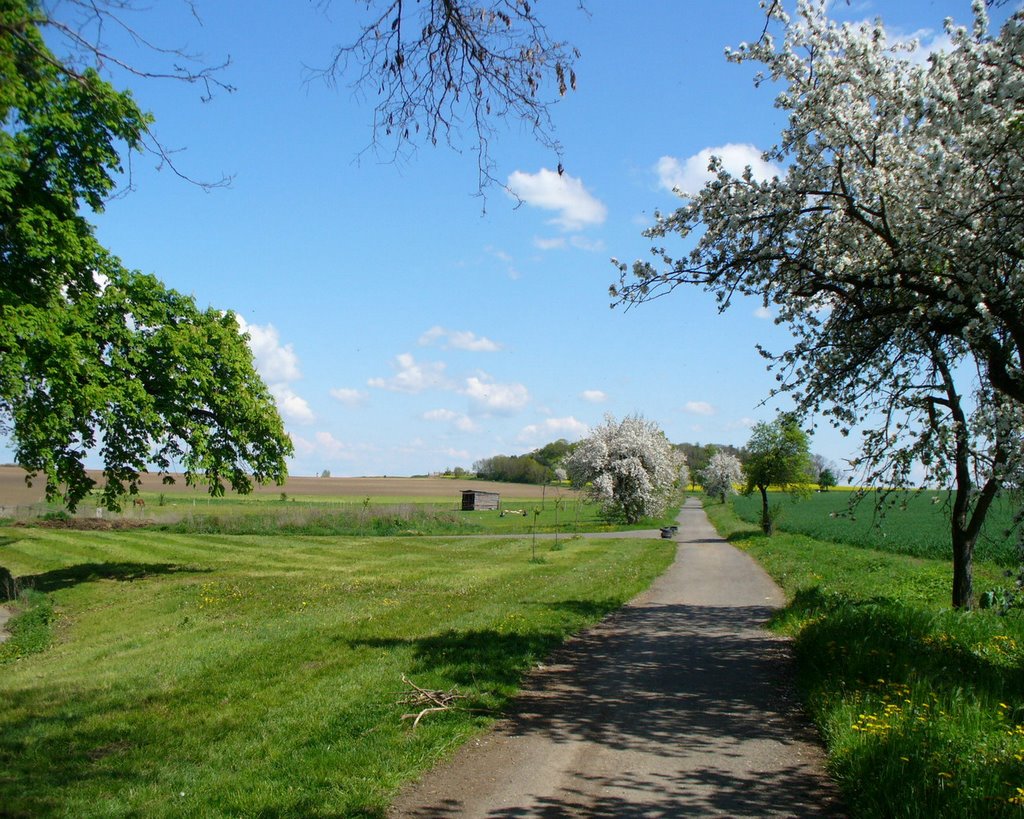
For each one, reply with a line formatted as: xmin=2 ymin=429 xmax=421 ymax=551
xmin=13 ymin=493 xmax=682 ymax=538
xmin=0 ymin=589 xmax=55 ymax=663
xmin=0 ymin=526 xmax=673 ymax=817
xmin=704 ymin=499 xmax=1024 ymax=817
xmin=139 ymin=498 xmax=680 ymax=537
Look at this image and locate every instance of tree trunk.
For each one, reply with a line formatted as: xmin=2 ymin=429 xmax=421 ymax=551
xmin=951 ymin=525 xmax=974 ymax=610
xmin=759 ymin=485 xmax=772 ymax=535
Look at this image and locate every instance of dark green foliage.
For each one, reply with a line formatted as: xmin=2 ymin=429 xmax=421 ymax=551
xmin=0 ymin=0 xmax=291 ymax=511
xmin=531 ymin=439 xmax=575 ymax=470
xmin=473 ymin=453 xmax=551 ymax=484
xmin=742 ymin=414 xmax=811 ymax=534
xmin=473 ymin=439 xmax=579 ymax=484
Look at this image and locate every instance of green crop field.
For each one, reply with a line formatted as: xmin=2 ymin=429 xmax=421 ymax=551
xmin=0 ymin=521 xmax=674 ymax=817
xmin=730 ymin=489 xmax=1022 ymax=566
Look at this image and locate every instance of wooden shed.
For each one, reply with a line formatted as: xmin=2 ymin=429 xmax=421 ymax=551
xmin=461 ymin=489 xmax=500 ymax=511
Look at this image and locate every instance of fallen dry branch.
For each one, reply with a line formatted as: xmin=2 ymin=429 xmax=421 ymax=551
xmin=399 ymin=674 xmax=466 ymax=729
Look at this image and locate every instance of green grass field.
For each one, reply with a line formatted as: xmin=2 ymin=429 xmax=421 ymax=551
xmin=706 ymin=499 xmax=1024 ymax=817
xmin=142 ymin=495 xmax=677 ymax=537
xmin=730 ymin=489 xmax=1022 ymax=566
xmin=0 ymin=522 xmax=674 ymax=817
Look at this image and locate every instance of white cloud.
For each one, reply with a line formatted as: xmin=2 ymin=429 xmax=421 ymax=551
xmin=484 ymin=245 xmax=521 ymax=279
xmin=368 ymin=353 xmax=449 ymax=393
xmin=507 ymin=168 xmax=608 ymax=231
xmin=656 ymin=144 xmax=781 ymax=197
xmin=419 ymin=326 xmax=501 ymax=352
xmin=315 ymin=431 xmax=357 ymax=460
xmin=581 ymin=389 xmax=607 ymax=403
xmin=518 ymin=416 xmax=589 ymax=443
xmin=423 ymin=408 xmax=478 ymax=432
xmin=236 ymin=316 xmax=301 ymax=383
xmin=570 ymin=236 xmax=606 ymax=252
xmin=896 ymin=29 xmax=953 ymax=64
xmin=533 ymin=235 xmax=606 ymax=253
xmin=270 ymin=384 xmax=315 ymax=424
xmin=236 ymin=315 xmax=314 ymax=425
xmin=463 ymin=375 xmax=530 ymax=413
xmin=290 ymin=434 xmax=316 ymax=456
xmin=330 ymin=387 xmax=368 ymax=407
xmin=754 ymin=305 xmax=774 ymax=320
xmin=683 ymin=401 xmax=716 ymax=417
xmin=395 ymin=438 xmax=470 ymax=461
xmin=534 ymin=237 xmax=567 ymax=251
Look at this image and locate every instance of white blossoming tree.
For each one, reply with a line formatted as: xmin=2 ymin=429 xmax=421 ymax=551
xmin=612 ymin=1 xmax=1024 ymax=608
xmin=701 ymin=452 xmax=745 ymax=504
xmin=565 ymin=414 xmax=685 ymax=524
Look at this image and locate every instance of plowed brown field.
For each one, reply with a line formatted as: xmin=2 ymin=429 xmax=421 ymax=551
xmin=0 ymin=466 xmax=568 ymax=505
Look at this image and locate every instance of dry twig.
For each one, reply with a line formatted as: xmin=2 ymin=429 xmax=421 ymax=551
xmin=398 ymin=674 xmax=466 ymax=729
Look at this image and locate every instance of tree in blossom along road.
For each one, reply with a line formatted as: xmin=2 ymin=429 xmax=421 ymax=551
xmin=565 ymin=414 xmax=686 ymax=525
xmin=701 ymin=452 xmax=745 ymax=505
xmin=611 ymin=0 xmax=1024 ymax=609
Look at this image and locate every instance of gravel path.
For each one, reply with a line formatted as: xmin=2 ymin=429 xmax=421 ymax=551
xmin=389 ymin=498 xmax=843 ymax=817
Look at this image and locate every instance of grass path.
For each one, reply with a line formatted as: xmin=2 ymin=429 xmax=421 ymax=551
xmin=0 ymin=524 xmax=674 ymax=816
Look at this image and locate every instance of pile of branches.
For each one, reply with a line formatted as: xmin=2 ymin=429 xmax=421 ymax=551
xmin=398 ymin=674 xmax=466 ymax=729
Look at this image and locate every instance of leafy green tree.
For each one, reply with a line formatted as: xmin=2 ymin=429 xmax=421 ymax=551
xmin=531 ymin=439 xmax=574 ymax=471
xmin=817 ymin=469 xmax=837 ymax=493
xmin=742 ymin=415 xmax=811 ymax=535
xmin=472 ymin=454 xmax=550 ymax=484
xmin=0 ymin=0 xmax=291 ymax=511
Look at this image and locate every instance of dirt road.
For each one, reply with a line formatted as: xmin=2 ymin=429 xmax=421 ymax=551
xmin=389 ymin=498 xmax=843 ymax=817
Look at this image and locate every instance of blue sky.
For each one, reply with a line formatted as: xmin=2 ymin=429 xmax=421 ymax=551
xmin=10 ymin=1 xmax=1016 ymax=478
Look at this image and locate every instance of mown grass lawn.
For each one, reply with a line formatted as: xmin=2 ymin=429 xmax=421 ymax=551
xmin=0 ymin=526 xmax=674 ymax=817
xmin=705 ymin=499 xmax=1024 ymax=818
xmin=147 ymin=495 xmax=677 ymax=537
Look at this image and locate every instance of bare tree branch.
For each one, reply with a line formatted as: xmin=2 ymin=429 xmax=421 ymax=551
xmin=311 ymin=0 xmax=583 ymax=196
xmin=30 ymin=0 xmax=236 ymax=191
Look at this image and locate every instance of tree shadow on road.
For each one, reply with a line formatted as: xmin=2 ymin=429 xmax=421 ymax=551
xmin=388 ymin=600 xmax=843 ymax=817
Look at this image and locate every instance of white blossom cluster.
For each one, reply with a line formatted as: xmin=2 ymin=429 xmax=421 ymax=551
xmin=565 ymin=414 xmax=685 ymax=524
xmin=700 ymin=452 xmax=745 ymax=503
xmin=611 ymin=1 xmax=1024 ymax=604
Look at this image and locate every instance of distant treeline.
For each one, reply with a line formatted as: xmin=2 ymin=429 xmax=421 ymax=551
xmin=674 ymin=442 xmax=743 ymax=486
xmin=473 ymin=439 xmax=575 ymax=484
xmin=471 ymin=439 xmax=750 ymax=487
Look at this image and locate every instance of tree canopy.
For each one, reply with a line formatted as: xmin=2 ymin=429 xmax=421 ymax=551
xmin=0 ymin=0 xmax=291 ymax=509
xmin=742 ymin=415 xmax=811 ymax=535
xmin=700 ymin=452 xmax=744 ymax=504
xmin=565 ymin=414 xmax=684 ymax=524
xmin=612 ymin=1 xmax=1024 ymax=607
